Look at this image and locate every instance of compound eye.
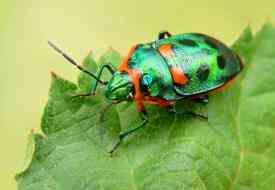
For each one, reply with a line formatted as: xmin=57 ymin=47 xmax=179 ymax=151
xmin=142 ymin=74 xmax=153 ymax=86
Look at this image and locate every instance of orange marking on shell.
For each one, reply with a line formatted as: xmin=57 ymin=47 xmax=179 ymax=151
xmin=170 ymin=66 xmax=189 ymax=85
xmin=118 ymin=44 xmax=179 ymax=112
xmin=158 ymin=44 xmax=174 ymax=57
xmin=117 ymin=45 xmax=145 ymax=112
xmin=119 ymin=45 xmax=138 ymax=72
xmin=131 ymin=70 xmax=145 ymax=112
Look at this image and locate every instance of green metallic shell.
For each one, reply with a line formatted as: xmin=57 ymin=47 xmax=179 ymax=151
xmin=129 ymin=45 xmax=177 ymax=100
xmin=129 ymin=33 xmax=243 ymax=100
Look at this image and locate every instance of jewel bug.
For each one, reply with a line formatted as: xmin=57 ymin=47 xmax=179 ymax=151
xmin=48 ymin=30 xmax=243 ymax=153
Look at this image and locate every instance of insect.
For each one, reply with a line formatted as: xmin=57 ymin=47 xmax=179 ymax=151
xmin=48 ymin=31 xmax=243 ymax=154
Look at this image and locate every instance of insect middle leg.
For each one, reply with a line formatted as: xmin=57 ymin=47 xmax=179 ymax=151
xmin=91 ymin=64 xmax=115 ymax=94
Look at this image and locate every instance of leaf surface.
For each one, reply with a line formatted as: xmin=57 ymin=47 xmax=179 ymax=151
xmin=16 ymin=24 xmax=275 ymax=190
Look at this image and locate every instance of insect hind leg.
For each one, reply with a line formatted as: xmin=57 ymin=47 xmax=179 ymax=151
xmin=191 ymin=95 xmax=209 ymax=104
xmin=168 ymin=105 xmax=207 ymax=120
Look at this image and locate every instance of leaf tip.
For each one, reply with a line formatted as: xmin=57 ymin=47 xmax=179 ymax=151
xmin=262 ymin=20 xmax=274 ymax=30
xmin=82 ymin=50 xmax=96 ymax=67
xmin=97 ymin=47 xmax=122 ymax=68
xmin=107 ymin=46 xmax=116 ymax=52
xmin=86 ymin=49 xmax=94 ymax=57
xmin=15 ymin=132 xmax=36 ymax=180
xmin=232 ymin=24 xmax=253 ymax=52
xmin=50 ymin=70 xmax=58 ymax=78
xmin=109 ymin=46 xmax=121 ymax=54
xmin=264 ymin=15 xmax=273 ymax=23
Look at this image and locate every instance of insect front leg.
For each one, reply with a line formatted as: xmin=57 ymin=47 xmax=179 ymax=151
xmin=72 ymin=64 xmax=115 ymax=99
xmin=109 ymin=110 xmax=148 ymax=155
xmin=91 ymin=64 xmax=115 ymax=95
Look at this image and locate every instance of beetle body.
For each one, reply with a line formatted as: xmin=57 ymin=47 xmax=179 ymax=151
xmin=108 ymin=32 xmax=243 ymax=112
xmin=49 ymin=31 xmax=243 ymax=153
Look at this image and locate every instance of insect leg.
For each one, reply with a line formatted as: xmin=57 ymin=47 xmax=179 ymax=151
xmin=168 ymin=105 xmax=207 ymax=120
xmin=158 ymin=30 xmax=172 ymax=40
xmin=192 ymin=95 xmax=209 ymax=104
xmin=91 ymin=64 xmax=115 ymax=95
xmin=71 ymin=64 xmax=115 ymax=99
xmin=109 ymin=111 xmax=148 ymax=154
xmin=181 ymin=111 xmax=208 ymax=120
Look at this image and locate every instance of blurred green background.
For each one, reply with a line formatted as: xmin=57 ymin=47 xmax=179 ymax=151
xmin=0 ymin=0 xmax=274 ymax=189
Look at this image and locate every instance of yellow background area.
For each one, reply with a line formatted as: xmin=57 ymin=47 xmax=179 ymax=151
xmin=0 ymin=0 xmax=274 ymax=189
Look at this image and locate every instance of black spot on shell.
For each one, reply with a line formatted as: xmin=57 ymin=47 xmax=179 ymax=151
xmin=179 ymin=39 xmax=197 ymax=47
xmin=204 ymin=37 xmax=219 ymax=50
xmin=217 ymin=55 xmax=226 ymax=69
xmin=197 ymin=64 xmax=210 ymax=81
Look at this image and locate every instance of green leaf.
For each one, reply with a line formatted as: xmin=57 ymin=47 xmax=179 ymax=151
xmin=15 ymin=131 xmax=36 ymax=178
xmin=16 ymin=24 xmax=275 ymax=190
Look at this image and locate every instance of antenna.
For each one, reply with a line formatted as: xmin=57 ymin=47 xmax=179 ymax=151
xmin=48 ymin=41 xmax=106 ymax=85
